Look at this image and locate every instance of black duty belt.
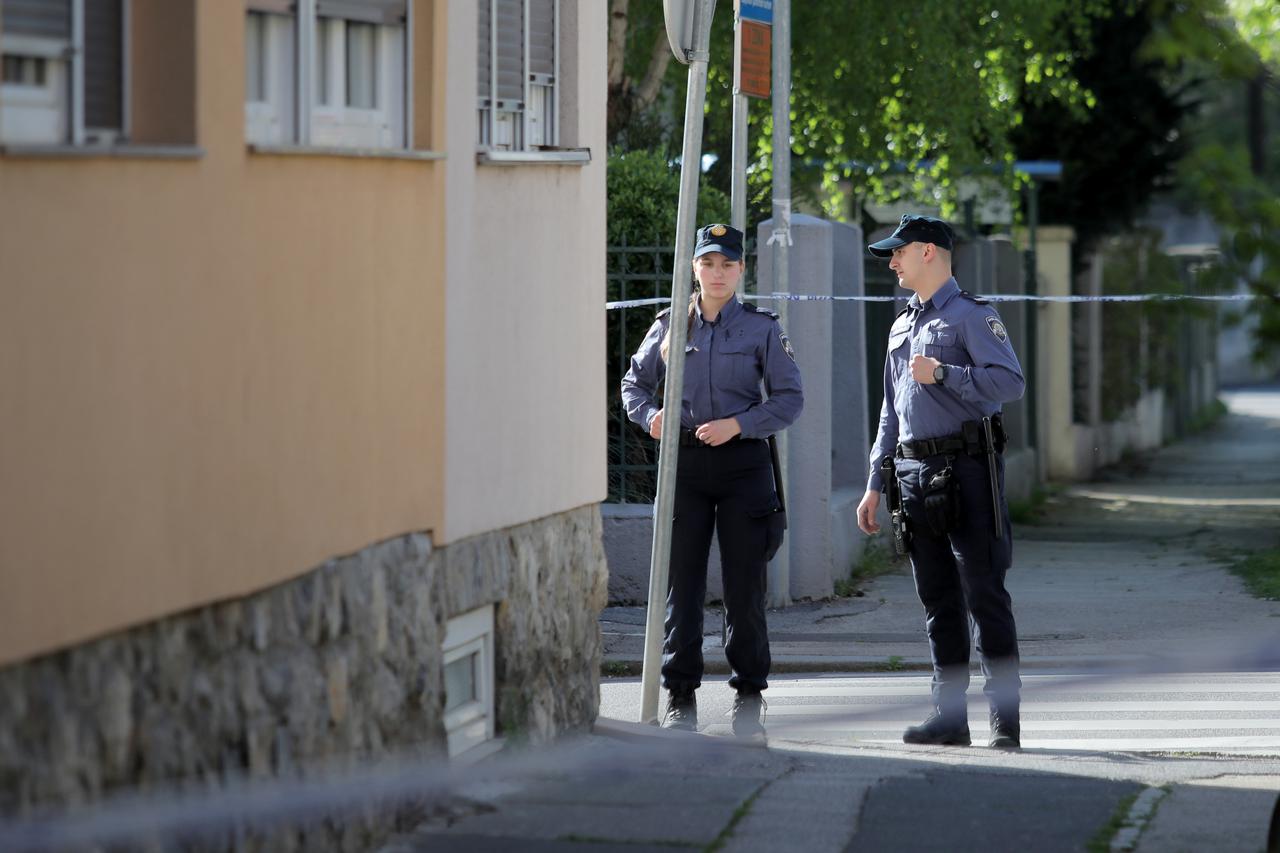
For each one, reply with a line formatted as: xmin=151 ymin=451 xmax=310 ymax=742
xmin=678 ymin=428 xmax=750 ymax=447
xmin=896 ymin=435 xmax=968 ymax=460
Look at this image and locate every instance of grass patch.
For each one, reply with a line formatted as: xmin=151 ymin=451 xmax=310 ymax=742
xmin=1086 ymin=791 xmax=1140 ymax=853
xmin=704 ymin=780 xmax=772 ymax=853
xmin=601 ymin=660 xmax=638 ymax=677
xmin=833 ymin=541 xmax=904 ymax=597
xmin=1228 ymin=548 xmax=1280 ymax=600
xmin=1009 ymin=486 xmax=1052 ymax=525
xmin=1188 ymin=398 xmax=1229 ymax=433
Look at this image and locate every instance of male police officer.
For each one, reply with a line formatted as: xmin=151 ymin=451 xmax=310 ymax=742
xmin=856 ymin=214 xmax=1025 ymax=749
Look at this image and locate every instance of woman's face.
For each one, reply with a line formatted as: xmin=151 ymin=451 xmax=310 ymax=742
xmin=692 ymin=253 xmax=744 ymax=301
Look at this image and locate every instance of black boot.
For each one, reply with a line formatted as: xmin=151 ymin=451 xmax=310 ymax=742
xmin=989 ymin=707 xmax=1021 ymax=749
xmin=662 ymin=688 xmax=698 ymax=732
xmin=903 ymin=710 xmax=971 ymax=746
xmin=731 ymin=690 xmax=767 ymax=740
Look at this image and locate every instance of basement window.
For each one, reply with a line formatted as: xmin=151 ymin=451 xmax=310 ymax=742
xmin=442 ymin=605 xmax=496 ymax=759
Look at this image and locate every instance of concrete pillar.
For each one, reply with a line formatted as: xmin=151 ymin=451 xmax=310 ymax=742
xmin=1030 ymin=226 xmax=1077 ymax=480
xmin=757 ymin=215 xmax=865 ymax=601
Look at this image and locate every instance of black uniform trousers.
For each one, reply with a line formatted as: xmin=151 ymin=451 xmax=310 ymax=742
xmin=896 ymin=451 xmax=1021 ymax=717
xmin=662 ymin=438 xmax=777 ymax=694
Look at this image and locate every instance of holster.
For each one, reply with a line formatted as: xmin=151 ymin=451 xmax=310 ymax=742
xmin=880 ymin=456 xmax=912 ymax=556
xmin=922 ymin=457 xmax=961 ymax=536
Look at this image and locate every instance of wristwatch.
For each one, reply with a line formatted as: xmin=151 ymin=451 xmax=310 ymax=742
xmin=933 ymin=364 xmax=947 ymax=384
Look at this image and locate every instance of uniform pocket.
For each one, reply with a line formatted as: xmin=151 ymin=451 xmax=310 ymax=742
xmin=922 ymin=329 xmax=957 ymax=360
xmin=748 ymin=497 xmax=786 ymax=561
xmin=717 ymin=339 xmax=760 ymax=385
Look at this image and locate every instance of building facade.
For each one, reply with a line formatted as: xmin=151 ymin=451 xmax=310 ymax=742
xmin=0 ymin=0 xmax=607 ymax=842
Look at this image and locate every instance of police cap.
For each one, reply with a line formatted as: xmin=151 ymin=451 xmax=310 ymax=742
xmin=867 ymin=214 xmax=955 ymax=258
xmin=693 ymin=223 xmax=744 ymax=262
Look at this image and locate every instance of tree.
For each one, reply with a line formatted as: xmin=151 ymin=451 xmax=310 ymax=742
xmin=1145 ymin=0 xmax=1280 ymax=365
xmin=1012 ymin=1 xmax=1196 ymax=266
xmin=608 ymin=1 xmax=1107 ymax=218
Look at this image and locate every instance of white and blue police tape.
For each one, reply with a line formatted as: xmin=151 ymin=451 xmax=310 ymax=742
xmin=605 ymin=292 xmax=1263 ymax=310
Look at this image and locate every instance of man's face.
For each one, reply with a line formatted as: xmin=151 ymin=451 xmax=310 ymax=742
xmin=889 ymin=242 xmax=927 ymax=291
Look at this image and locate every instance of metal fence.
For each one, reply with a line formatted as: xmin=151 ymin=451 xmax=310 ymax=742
xmin=606 ymin=237 xmax=757 ymax=504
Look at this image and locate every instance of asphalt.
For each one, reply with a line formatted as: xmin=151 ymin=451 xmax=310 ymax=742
xmin=386 ymin=385 xmax=1280 ymax=852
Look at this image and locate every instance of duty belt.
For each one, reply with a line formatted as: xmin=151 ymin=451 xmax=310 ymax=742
xmin=896 ymin=435 xmax=968 ymax=459
xmin=678 ymin=429 xmax=749 ymax=447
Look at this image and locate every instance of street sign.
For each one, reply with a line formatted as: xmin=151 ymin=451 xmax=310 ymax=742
xmin=739 ymin=0 xmax=772 ymax=24
xmin=739 ymin=19 xmax=771 ymax=98
xmin=663 ymin=0 xmax=695 ymax=63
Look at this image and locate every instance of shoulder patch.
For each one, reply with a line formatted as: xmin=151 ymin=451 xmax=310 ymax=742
xmin=959 ymin=289 xmax=990 ymax=305
xmin=986 ymin=315 xmax=1009 ymax=342
xmin=779 ymin=331 xmax=796 ymax=361
xmin=742 ymin=302 xmax=780 ymax=320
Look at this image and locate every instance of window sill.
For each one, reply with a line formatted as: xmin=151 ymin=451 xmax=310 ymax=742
xmin=0 ymin=144 xmax=204 ymax=160
xmin=248 ymin=144 xmax=446 ymax=161
xmin=476 ymin=148 xmax=591 ymax=166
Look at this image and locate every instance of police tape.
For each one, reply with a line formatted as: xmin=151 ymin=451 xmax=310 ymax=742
xmin=604 ymin=292 xmax=1263 ymax=310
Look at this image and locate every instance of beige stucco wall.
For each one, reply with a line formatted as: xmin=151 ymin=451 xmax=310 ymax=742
xmin=439 ymin=1 xmax=608 ymax=543
xmin=0 ymin=1 xmax=447 ymax=665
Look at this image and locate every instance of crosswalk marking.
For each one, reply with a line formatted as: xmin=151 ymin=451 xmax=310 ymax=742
xmin=740 ymin=672 xmax=1280 ymax=754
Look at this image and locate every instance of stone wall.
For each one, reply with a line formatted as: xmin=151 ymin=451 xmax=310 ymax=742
xmin=0 ymin=504 xmax=608 ymax=850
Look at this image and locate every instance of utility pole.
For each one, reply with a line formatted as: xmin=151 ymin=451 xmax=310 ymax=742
xmin=766 ymin=0 xmax=791 ymax=608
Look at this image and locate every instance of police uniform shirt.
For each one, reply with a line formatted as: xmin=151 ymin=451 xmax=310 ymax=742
xmin=867 ymin=277 xmax=1024 ymax=491
xmin=621 ymin=296 xmax=804 ymax=438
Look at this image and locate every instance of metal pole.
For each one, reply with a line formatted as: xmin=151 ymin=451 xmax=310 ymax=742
xmin=1024 ymin=182 xmax=1040 ymax=465
xmin=766 ymin=0 xmax=790 ymax=608
xmin=730 ymin=2 xmax=747 ymax=234
xmin=639 ymin=0 xmax=717 ymax=726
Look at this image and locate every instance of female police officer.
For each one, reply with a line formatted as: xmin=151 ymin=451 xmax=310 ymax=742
xmin=621 ymin=223 xmax=803 ymax=738
xmin=856 ymin=214 xmax=1025 ymax=749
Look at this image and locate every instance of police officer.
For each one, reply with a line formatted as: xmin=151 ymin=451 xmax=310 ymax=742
xmin=856 ymin=214 xmax=1025 ymax=749
xmin=622 ymin=223 xmax=803 ymax=738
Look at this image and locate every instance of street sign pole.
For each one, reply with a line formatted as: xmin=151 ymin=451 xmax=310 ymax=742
xmin=640 ymin=0 xmax=718 ymax=726
xmin=731 ymin=4 xmax=748 ymax=233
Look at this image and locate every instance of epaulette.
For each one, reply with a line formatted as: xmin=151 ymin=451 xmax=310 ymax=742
xmin=656 ymin=307 xmax=672 ymax=319
xmin=958 ymin=289 xmax=990 ymax=305
xmin=894 ymin=306 xmax=911 ymax=320
xmin=742 ymin=302 xmax=780 ymax=320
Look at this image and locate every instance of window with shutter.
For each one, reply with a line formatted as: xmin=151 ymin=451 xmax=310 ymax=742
xmin=246 ymin=0 xmax=409 ymax=149
xmin=83 ymin=0 xmax=123 ymax=138
xmin=476 ymin=0 xmax=557 ymax=152
xmin=0 ymin=0 xmax=124 ymax=145
xmin=245 ymin=2 xmax=297 ymax=145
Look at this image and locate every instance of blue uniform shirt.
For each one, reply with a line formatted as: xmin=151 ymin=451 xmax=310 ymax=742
xmin=867 ymin=277 xmax=1025 ymax=491
xmin=621 ymin=296 xmax=804 ymax=439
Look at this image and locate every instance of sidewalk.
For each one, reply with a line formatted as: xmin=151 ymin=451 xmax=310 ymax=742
xmin=602 ymin=385 xmax=1280 ymax=675
xmin=386 ymin=386 xmax=1280 ymax=852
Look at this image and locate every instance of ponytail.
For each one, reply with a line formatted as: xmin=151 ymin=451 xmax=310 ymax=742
xmin=660 ymin=282 xmax=700 ymax=363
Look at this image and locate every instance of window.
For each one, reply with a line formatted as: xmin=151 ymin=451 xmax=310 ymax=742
xmin=0 ymin=0 xmax=124 ymax=145
xmin=442 ymin=605 xmax=496 ymax=759
xmin=477 ymin=0 xmax=558 ymax=151
xmin=244 ymin=0 xmax=408 ymax=150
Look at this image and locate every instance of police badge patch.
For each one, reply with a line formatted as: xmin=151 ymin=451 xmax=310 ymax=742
xmin=780 ymin=332 xmax=796 ymax=361
xmin=986 ymin=316 xmax=1009 ymax=342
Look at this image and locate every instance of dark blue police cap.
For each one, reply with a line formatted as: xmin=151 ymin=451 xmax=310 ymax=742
xmin=867 ymin=214 xmax=955 ymax=258
xmin=693 ymin=223 xmax=744 ymax=261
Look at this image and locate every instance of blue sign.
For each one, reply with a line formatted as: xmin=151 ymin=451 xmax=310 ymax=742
xmin=739 ymin=0 xmax=772 ymax=25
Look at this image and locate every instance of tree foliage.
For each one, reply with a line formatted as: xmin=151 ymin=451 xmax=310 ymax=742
xmin=608 ymin=1 xmax=1107 ymax=219
xmin=1145 ymin=0 xmax=1280 ymax=365
xmin=1012 ymin=1 xmax=1195 ymax=266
